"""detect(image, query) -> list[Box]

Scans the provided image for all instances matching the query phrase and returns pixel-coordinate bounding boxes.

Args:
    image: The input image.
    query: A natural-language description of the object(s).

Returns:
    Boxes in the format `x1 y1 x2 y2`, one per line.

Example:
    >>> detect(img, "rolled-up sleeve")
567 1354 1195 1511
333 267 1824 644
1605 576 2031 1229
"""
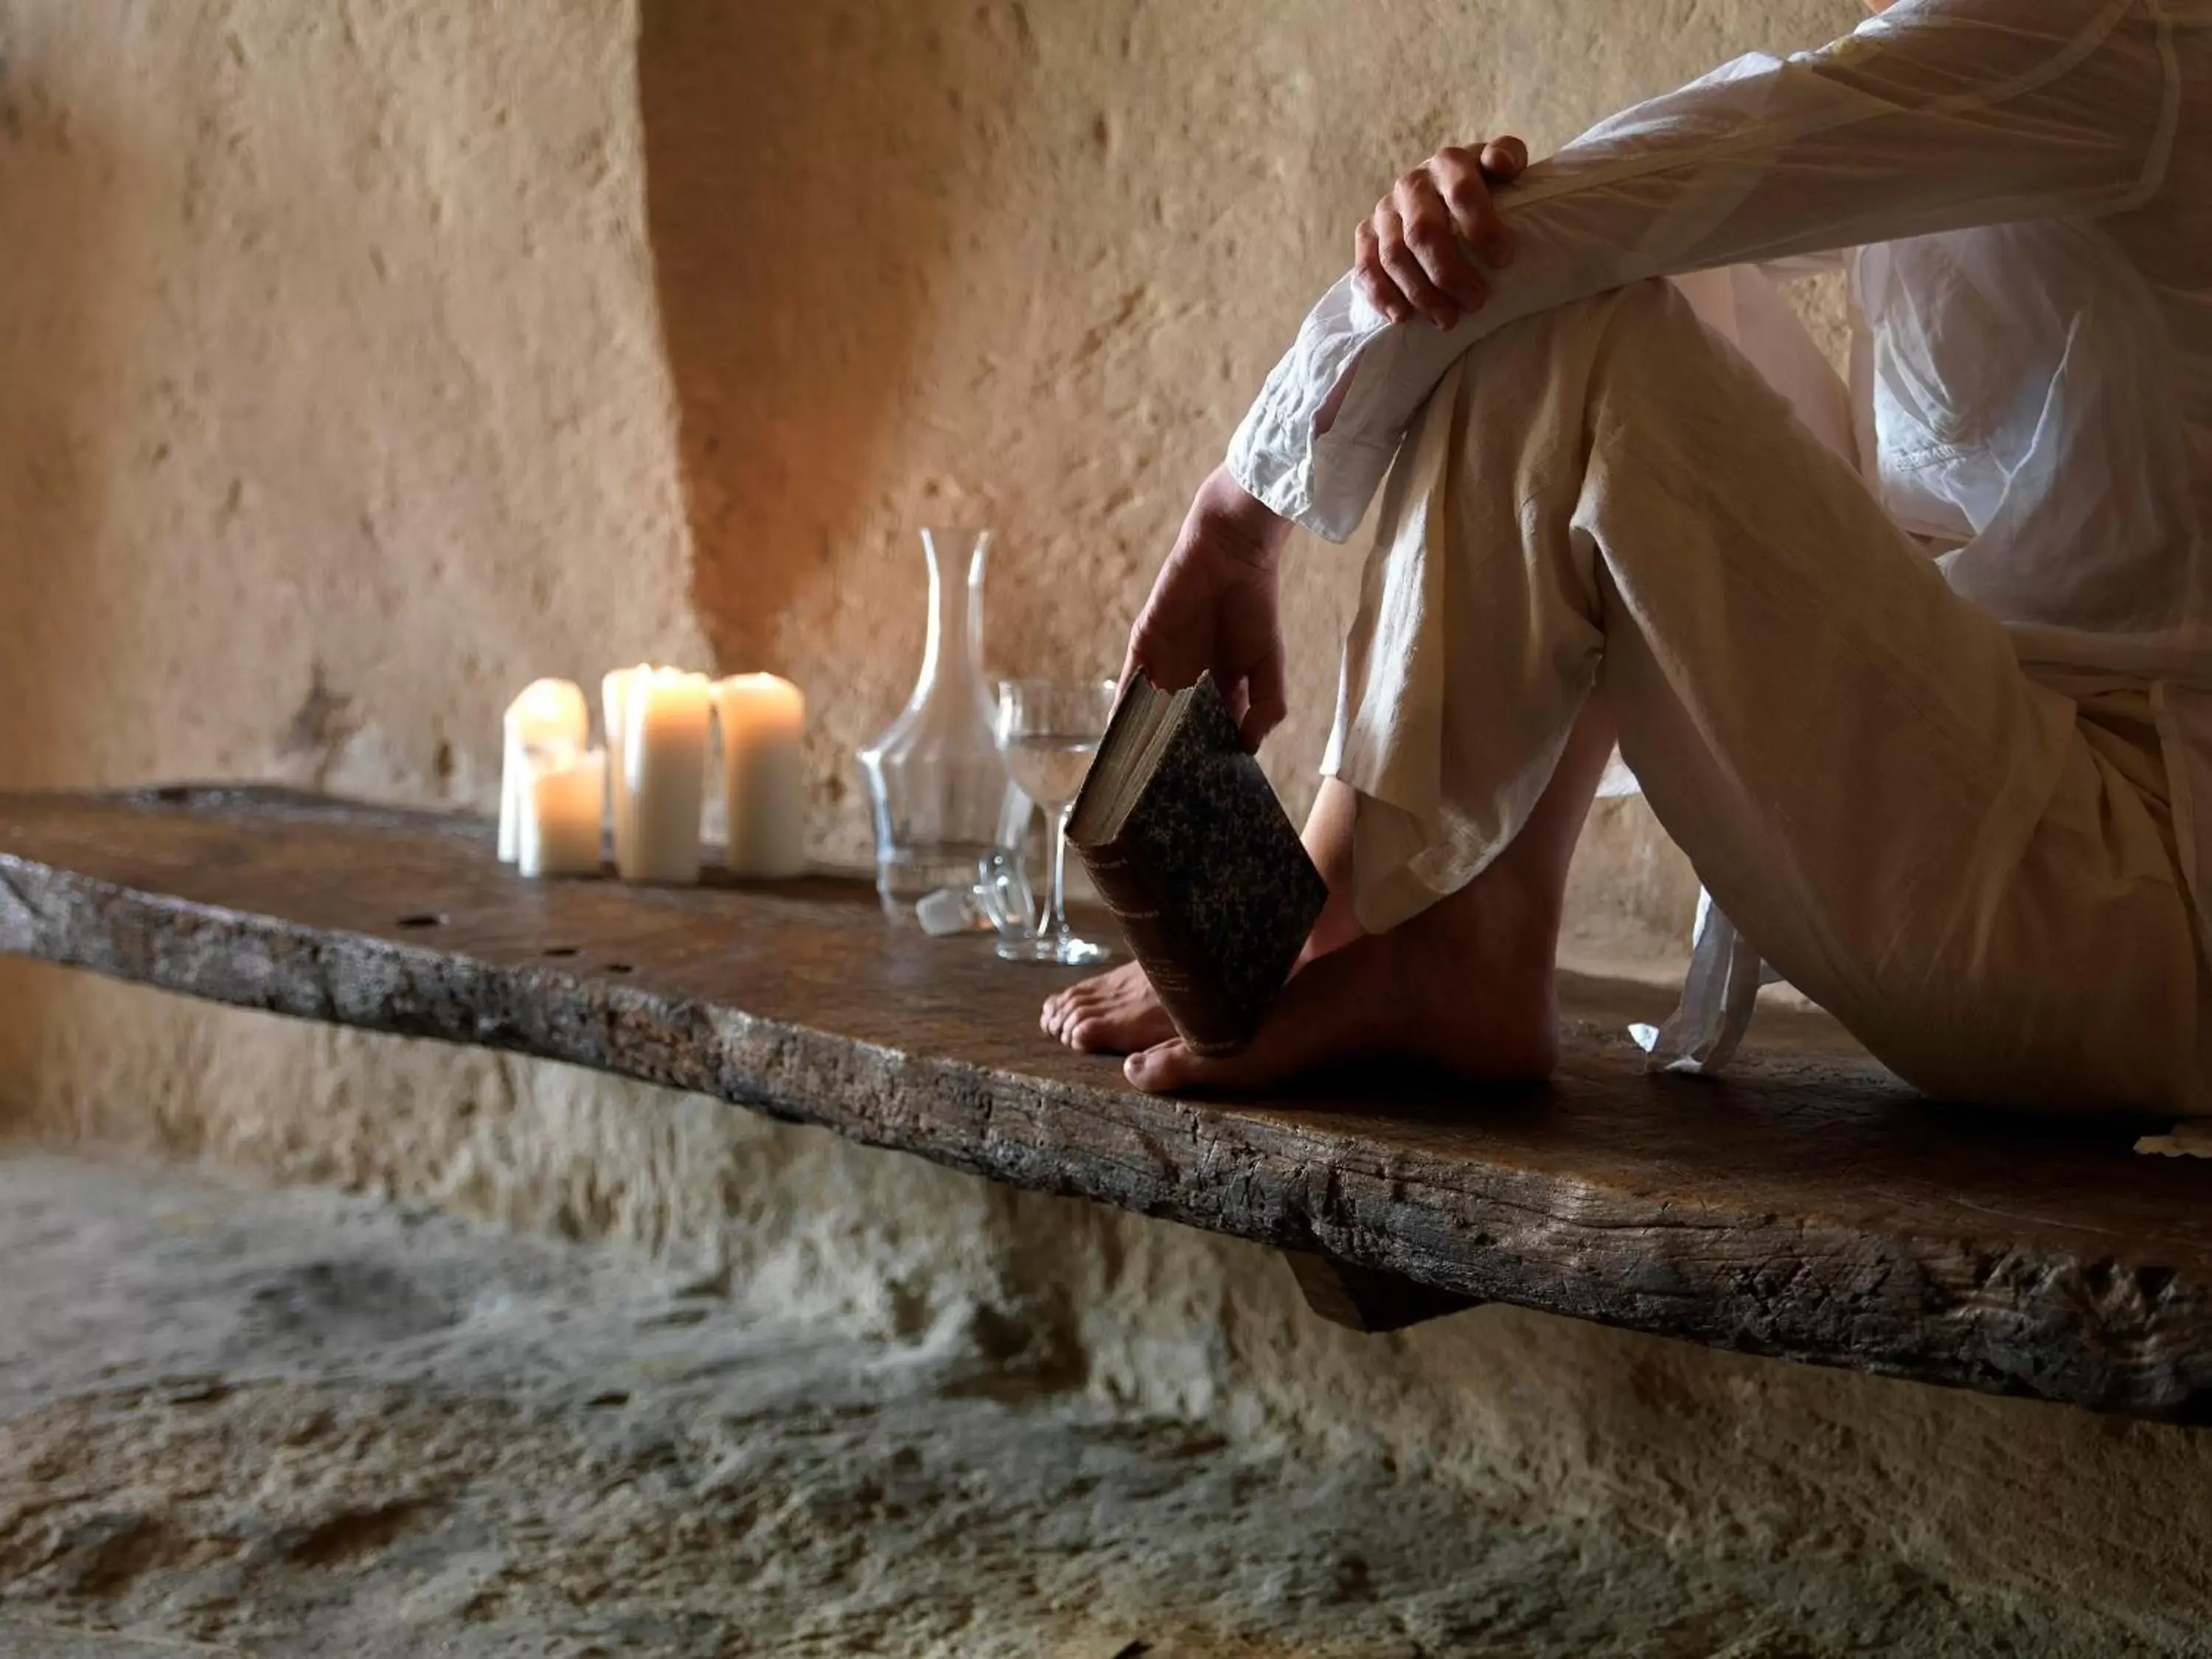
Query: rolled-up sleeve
1229 0 2182 543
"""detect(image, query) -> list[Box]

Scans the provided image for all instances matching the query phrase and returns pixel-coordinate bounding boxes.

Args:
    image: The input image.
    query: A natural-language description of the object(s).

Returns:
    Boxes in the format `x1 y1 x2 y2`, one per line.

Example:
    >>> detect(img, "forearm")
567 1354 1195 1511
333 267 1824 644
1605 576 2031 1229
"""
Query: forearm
1192 463 1294 568
1234 0 2180 540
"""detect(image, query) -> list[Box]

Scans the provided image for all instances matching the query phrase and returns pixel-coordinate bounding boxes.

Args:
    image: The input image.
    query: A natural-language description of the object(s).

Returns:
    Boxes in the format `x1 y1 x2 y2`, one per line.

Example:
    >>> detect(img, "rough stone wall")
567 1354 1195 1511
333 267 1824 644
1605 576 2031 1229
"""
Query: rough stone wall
0 0 709 1129
5 0 2208 1627
636 0 1781 939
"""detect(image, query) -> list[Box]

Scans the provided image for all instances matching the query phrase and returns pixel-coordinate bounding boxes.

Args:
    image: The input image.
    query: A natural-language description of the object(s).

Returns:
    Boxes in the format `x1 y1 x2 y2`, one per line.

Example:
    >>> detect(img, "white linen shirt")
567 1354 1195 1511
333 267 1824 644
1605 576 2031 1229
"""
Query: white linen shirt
1228 0 2212 926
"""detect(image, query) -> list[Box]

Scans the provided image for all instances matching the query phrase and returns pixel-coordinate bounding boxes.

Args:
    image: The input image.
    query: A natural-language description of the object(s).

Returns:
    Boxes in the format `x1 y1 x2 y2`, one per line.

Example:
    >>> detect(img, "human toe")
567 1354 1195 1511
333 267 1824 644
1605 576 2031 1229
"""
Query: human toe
1068 1010 1134 1054
1125 1040 1202 1092
1121 953 1374 1093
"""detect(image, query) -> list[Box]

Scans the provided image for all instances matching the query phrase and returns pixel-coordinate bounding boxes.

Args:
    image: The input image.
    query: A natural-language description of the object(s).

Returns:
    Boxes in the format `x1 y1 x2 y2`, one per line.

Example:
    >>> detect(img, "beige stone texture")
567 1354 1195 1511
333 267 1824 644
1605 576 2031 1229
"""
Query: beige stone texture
0 1153 2164 1655
2 0 2206 1632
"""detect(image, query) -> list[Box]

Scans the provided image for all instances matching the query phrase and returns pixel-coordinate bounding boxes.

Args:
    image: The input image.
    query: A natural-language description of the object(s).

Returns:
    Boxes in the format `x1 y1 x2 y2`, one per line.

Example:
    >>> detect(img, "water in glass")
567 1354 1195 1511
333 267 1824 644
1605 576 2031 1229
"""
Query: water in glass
994 678 1119 966
1004 734 1099 813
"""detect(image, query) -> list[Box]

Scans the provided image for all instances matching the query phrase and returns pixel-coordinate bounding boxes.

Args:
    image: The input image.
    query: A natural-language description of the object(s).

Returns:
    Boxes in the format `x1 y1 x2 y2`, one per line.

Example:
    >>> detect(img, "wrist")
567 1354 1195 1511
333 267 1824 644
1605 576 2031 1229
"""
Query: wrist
1195 463 1292 573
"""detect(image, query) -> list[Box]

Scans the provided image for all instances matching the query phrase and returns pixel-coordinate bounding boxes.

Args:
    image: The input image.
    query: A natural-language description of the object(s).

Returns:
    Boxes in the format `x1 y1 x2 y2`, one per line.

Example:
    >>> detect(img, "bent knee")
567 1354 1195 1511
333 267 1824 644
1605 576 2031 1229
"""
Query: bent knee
1477 276 1705 357
1437 278 1725 426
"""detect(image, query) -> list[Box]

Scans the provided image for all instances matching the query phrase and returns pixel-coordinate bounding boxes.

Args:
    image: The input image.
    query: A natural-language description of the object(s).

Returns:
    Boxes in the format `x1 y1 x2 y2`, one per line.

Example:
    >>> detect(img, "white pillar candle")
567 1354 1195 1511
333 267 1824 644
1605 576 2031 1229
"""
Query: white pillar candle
714 674 807 878
517 744 607 879
499 679 588 863
602 664 650 872
612 667 712 884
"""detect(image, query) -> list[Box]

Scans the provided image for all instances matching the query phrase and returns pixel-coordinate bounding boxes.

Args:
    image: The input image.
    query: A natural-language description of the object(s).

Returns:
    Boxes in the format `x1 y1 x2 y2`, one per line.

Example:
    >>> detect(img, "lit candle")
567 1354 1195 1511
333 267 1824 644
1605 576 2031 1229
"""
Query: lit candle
517 743 607 879
714 674 807 878
499 679 588 863
610 667 712 884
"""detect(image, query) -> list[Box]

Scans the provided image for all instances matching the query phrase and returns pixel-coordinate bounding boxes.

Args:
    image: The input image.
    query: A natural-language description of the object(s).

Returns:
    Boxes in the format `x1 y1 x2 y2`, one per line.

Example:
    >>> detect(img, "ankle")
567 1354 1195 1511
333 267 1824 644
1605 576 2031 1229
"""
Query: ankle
1419 856 1561 966
1301 893 1367 964
1356 909 1559 1080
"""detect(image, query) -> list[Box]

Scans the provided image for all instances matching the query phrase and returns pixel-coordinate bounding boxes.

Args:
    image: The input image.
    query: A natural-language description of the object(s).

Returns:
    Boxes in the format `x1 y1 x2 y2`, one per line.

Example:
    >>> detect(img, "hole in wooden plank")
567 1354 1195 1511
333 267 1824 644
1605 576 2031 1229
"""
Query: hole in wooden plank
605 963 634 975
154 785 191 804
543 946 580 959
396 913 447 930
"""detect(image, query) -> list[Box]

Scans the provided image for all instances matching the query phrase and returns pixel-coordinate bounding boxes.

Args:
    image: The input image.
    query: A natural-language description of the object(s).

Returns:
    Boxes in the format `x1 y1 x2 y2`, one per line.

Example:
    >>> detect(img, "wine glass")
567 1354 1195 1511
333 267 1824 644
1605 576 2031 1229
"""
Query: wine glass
994 677 1119 965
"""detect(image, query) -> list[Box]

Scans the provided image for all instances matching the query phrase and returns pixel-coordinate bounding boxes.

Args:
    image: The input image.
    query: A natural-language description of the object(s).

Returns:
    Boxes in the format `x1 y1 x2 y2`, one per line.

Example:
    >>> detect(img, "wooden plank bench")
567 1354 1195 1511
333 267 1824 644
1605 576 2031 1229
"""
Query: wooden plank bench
2 786 2208 1420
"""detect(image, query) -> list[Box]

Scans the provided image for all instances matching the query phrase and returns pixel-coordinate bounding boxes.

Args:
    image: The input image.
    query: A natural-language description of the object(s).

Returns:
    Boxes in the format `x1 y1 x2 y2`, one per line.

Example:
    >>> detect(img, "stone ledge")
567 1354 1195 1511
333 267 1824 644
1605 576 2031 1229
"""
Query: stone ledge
2 786 2208 1421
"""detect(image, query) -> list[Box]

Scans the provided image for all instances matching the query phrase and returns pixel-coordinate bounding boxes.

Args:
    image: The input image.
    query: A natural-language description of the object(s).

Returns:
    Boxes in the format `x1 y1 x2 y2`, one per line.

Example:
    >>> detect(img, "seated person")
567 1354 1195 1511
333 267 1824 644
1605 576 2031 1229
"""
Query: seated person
1044 0 2212 1115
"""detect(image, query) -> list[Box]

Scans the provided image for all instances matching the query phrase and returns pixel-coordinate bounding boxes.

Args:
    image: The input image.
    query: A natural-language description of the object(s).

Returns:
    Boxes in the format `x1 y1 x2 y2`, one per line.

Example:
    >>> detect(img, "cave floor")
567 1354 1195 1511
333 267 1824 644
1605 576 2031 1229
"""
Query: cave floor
0 1151 2131 1658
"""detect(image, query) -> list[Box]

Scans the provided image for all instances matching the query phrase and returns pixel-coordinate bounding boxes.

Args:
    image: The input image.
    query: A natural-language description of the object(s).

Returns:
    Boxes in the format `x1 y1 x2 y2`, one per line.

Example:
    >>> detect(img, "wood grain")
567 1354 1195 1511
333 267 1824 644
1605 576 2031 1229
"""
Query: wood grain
3 787 2208 1419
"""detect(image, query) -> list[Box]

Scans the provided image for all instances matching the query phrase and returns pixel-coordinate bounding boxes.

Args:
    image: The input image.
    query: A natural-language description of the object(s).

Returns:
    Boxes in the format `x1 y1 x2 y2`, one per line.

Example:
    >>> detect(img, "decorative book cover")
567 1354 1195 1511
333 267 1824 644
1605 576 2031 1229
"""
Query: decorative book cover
1068 673 1328 1056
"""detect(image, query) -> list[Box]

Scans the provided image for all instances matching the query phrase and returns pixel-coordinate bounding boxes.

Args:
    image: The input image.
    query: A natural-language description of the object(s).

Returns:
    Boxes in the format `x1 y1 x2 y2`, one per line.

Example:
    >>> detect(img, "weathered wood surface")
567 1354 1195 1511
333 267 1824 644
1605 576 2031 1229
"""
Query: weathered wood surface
4 787 2210 1420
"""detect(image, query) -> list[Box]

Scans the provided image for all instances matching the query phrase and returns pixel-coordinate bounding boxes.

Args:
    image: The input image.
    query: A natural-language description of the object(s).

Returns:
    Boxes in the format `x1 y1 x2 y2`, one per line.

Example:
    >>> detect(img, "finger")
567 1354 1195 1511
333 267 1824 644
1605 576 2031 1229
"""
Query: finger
1125 612 1200 693
1375 205 1459 332
1432 146 1512 271
1354 218 1412 323
1218 672 1252 734
1239 643 1287 754
1391 172 1488 314
1480 134 1528 181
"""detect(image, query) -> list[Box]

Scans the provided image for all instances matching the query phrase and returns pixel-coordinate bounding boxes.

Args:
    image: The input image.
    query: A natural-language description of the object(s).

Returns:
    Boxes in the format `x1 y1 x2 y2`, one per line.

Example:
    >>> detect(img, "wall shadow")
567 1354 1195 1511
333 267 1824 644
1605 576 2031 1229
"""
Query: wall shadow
636 0 1029 675
0 40 127 1121
0 46 117 790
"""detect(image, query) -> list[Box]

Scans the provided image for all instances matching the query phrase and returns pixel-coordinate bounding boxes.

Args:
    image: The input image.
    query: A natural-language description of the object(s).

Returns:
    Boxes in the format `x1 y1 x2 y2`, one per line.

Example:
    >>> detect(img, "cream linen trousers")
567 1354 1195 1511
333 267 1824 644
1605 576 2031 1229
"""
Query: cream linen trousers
1324 277 2211 1117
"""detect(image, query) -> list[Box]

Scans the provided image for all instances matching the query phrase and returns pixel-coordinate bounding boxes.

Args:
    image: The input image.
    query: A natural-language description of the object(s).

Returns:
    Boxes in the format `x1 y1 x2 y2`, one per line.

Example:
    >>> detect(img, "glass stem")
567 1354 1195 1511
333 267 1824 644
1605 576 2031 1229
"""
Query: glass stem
1048 804 1073 941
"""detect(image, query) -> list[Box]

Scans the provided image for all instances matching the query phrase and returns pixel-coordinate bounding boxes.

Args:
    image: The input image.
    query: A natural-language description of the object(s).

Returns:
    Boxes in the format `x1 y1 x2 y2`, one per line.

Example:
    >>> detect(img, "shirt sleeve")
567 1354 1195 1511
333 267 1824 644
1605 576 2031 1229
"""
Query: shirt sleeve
1230 0 2183 542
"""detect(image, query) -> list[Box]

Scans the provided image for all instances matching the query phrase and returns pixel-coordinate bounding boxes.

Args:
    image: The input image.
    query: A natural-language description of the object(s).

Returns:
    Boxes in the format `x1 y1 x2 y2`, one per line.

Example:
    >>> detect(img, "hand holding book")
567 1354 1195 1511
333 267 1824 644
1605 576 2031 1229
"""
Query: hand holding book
1120 465 1295 756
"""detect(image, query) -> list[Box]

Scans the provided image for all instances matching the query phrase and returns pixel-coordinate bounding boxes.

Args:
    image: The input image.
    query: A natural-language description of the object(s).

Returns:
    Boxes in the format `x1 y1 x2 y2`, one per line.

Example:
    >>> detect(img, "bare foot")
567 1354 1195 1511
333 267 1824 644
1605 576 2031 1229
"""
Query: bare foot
1041 960 1176 1054
1121 860 1560 1095
1102 689 1615 1096
1043 777 1370 1057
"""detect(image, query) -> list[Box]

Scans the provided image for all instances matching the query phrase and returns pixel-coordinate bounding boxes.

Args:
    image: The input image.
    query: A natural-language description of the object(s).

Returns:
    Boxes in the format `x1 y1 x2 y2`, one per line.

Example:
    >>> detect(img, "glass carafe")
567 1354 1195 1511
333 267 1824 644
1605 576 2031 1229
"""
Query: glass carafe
858 528 1029 929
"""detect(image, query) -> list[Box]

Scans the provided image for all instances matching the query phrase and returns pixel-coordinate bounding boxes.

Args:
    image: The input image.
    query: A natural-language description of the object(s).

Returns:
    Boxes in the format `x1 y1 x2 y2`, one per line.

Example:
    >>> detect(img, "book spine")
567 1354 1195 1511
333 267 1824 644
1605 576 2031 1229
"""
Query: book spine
1074 837 1242 1054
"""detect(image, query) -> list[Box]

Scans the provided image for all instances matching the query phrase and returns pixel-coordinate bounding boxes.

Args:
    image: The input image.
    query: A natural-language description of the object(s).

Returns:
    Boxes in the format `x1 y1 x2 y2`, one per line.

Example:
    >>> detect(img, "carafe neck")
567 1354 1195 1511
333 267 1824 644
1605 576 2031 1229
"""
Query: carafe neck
917 528 992 720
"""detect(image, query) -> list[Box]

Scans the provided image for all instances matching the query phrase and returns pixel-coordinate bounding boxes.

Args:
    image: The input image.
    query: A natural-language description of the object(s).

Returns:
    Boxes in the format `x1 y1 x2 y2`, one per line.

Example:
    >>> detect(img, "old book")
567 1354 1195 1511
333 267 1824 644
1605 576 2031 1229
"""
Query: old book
1067 672 1328 1056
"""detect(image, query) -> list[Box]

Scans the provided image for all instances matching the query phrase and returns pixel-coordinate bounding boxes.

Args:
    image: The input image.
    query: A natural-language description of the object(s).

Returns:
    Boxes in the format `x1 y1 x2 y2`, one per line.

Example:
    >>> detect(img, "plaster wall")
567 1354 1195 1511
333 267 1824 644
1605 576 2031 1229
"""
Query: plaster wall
3 0 2206 1630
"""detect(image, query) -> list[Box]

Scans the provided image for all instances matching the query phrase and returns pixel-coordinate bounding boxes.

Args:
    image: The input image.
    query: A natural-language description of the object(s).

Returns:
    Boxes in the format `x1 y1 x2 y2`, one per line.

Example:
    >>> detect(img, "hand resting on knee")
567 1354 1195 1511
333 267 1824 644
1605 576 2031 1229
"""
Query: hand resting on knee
1356 136 1528 330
